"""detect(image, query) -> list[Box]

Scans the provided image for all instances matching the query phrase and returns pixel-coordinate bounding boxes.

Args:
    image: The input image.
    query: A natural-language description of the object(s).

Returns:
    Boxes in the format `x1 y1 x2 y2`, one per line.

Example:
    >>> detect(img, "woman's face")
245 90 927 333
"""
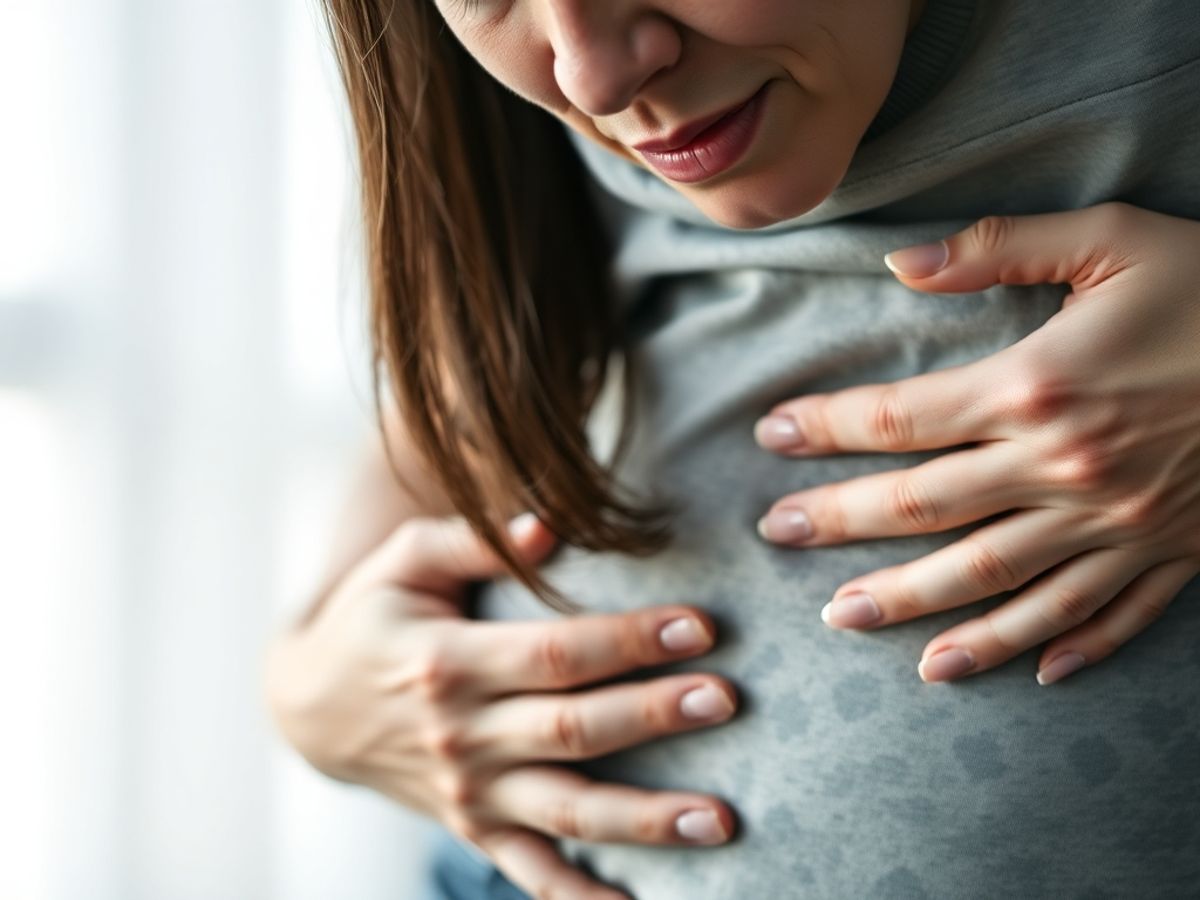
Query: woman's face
436 0 927 229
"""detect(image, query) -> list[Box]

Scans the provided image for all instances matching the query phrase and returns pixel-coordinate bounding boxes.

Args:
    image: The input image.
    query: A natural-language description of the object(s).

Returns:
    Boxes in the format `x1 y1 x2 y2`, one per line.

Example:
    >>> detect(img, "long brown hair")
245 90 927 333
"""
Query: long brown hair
320 0 670 608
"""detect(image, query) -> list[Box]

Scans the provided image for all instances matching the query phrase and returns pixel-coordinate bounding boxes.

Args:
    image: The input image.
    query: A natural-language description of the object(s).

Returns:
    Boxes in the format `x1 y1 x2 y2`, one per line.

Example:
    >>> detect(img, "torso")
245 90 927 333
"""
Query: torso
478 1 1200 895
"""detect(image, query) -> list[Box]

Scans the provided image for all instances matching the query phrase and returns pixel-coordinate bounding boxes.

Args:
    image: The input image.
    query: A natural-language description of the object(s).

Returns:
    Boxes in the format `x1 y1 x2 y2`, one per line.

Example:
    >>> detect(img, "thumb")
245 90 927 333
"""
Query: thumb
364 512 558 594
882 202 1138 297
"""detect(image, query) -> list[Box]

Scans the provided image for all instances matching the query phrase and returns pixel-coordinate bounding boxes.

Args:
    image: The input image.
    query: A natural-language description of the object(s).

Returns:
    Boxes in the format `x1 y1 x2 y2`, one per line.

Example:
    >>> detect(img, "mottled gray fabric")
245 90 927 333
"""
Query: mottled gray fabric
475 1 1200 896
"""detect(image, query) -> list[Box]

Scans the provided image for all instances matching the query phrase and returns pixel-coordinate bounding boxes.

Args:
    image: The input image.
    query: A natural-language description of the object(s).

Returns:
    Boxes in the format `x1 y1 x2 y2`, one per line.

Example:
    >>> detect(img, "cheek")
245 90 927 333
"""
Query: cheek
659 0 807 45
460 19 565 114
668 0 908 96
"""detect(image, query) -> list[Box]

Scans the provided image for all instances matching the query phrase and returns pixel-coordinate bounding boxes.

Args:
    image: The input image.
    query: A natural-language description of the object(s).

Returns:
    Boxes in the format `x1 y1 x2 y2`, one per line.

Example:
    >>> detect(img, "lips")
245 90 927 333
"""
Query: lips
631 83 770 184
631 97 751 154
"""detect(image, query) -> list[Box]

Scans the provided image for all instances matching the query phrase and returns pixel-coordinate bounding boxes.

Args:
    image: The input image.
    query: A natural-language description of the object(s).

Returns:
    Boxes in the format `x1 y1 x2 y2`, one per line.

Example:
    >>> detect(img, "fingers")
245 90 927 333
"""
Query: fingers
487 766 735 847
1035 556 1200 685
758 442 1032 546
917 546 1150 682
821 507 1095 629
359 513 557 596
460 605 718 695
882 203 1145 294
470 674 737 766
753 360 1002 456
478 827 631 900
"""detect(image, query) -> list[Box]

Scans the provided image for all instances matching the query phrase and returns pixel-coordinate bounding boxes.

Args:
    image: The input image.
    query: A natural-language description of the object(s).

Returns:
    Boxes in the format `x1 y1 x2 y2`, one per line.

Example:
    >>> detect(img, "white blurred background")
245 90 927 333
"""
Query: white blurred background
0 1 437 897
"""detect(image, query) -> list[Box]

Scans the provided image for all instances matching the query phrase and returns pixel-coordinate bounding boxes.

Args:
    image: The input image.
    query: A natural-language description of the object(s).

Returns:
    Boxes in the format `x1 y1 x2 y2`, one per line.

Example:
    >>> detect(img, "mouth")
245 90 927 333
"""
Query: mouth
632 92 755 154
630 83 770 184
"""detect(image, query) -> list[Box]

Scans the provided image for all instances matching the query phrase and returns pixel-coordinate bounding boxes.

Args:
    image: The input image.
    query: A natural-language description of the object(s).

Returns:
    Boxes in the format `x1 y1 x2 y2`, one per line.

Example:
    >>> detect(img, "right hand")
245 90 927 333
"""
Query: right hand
265 513 738 900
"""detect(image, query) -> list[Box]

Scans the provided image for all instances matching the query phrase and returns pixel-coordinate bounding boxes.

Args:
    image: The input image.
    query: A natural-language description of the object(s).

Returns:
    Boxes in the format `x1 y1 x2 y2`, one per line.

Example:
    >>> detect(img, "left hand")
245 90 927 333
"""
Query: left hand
754 202 1200 686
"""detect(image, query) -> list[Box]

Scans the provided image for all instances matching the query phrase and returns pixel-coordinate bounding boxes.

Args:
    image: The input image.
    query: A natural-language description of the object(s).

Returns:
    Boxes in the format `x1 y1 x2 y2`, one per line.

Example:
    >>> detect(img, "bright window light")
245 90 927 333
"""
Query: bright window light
0 4 63 298
0 388 65 900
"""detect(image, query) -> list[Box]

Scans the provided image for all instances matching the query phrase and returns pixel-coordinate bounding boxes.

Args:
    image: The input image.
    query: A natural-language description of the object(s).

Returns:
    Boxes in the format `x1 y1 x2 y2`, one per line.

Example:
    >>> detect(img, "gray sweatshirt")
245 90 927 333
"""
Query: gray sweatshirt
477 1 1200 896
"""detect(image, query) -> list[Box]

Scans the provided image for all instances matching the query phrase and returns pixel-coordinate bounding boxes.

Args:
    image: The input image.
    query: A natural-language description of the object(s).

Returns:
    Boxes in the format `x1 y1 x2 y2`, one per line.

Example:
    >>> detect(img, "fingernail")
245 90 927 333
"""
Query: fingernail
757 507 813 544
918 646 975 682
884 240 949 278
821 592 882 629
1036 651 1086 686
680 685 735 721
507 512 539 538
754 414 804 451
675 809 727 844
660 618 711 653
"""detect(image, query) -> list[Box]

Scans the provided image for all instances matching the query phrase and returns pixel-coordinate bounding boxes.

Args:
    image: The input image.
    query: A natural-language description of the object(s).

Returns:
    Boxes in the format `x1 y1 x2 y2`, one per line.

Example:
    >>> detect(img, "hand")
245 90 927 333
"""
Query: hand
754 202 1200 686
265 513 737 900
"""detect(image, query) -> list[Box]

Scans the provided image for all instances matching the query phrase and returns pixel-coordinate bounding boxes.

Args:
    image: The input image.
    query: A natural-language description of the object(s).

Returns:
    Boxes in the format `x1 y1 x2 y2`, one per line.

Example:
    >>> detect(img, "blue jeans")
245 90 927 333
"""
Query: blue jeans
421 833 531 900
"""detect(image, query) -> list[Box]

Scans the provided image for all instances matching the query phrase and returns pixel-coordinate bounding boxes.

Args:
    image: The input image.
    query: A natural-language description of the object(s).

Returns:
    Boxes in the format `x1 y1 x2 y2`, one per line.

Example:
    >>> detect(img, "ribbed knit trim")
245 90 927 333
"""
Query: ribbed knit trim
862 0 982 141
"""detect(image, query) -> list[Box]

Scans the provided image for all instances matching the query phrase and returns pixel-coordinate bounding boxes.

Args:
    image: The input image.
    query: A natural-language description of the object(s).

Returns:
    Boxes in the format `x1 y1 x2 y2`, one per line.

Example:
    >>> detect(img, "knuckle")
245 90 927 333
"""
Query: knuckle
437 770 479 813
968 214 1017 255
809 395 840 449
982 610 1023 654
1041 585 1102 629
819 486 851 543
531 632 577 686
1004 374 1074 427
548 703 591 758
870 385 915 450
409 647 461 704
887 573 925 621
424 721 470 763
1135 593 1171 628
885 477 940 531
960 539 1024 595
1052 442 1117 493
545 797 584 840
621 613 660 667
639 689 676 735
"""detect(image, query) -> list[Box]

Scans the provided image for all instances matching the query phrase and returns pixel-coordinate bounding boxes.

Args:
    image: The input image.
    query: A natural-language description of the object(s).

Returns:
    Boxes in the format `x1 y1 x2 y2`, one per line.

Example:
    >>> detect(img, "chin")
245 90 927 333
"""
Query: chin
700 200 791 231
690 169 844 231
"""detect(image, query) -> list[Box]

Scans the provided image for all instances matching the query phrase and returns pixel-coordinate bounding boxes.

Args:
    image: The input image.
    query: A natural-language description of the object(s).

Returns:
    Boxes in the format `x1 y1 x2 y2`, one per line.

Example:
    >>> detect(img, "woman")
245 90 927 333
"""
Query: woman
266 0 1200 897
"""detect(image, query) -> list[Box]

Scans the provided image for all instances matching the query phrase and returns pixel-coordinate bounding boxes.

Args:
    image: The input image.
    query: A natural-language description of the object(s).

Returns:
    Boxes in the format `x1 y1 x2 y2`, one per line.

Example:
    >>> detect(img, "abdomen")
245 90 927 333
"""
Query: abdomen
477 273 1200 898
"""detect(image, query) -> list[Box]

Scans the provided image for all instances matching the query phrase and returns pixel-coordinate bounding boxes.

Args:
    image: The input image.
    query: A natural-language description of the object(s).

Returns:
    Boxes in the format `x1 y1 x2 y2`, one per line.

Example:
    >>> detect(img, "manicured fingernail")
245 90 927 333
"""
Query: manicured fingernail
884 240 949 278
675 809 727 844
754 414 804 451
660 618 711 653
918 647 975 682
507 512 539 538
680 685 735 721
1036 651 1086 686
757 507 813 544
821 592 882 629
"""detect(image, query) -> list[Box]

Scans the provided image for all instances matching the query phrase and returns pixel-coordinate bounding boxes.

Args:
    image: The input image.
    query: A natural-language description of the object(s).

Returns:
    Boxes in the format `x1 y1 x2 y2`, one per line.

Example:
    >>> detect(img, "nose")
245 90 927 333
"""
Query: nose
546 0 681 116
